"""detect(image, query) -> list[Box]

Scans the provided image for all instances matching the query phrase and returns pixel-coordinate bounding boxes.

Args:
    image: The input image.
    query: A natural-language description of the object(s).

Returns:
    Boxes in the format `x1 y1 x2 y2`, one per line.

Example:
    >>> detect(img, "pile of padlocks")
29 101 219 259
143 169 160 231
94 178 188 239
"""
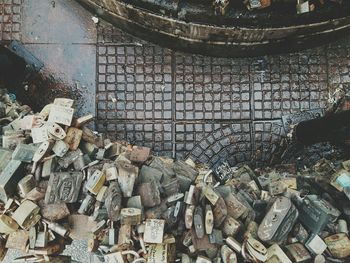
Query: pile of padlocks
0 91 350 263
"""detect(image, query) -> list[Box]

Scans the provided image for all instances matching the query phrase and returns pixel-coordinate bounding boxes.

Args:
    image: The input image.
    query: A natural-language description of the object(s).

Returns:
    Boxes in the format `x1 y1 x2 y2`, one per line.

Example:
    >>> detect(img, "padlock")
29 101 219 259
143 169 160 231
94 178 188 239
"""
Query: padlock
0 148 13 173
32 140 53 173
161 178 180 196
185 205 195 229
296 0 310 14
39 201 70 221
105 142 126 159
209 229 223 245
205 204 214 235
6 229 29 251
35 222 49 248
330 169 350 192
72 114 94 128
29 242 63 256
12 200 41 229
138 181 161 208
45 172 84 204
26 186 47 202
42 219 69 237
0 159 24 202
221 245 237 263
292 223 309 244
96 186 108 202
28 226 36 249
81 127 99 144
116 160 138 197
184 185 200 205
212 161 234 183
305 234 327 255
224 193 248 220
194 206 204 239
285 243 312 263
73 154 85 171
68 214 98 240
144 219 165 244
53 98 74 108
95 148 105 160
108 222 117 246
12 143 37 163
222 216 240 237
324 233 350 258
166 193 184 206
78 194 96 215
86 169 106 195
147 244 168 263
298 195 340 234
246 237 267 262
120 208 142 225
104 165 118 181
225 237 242 253
129 145 151 163
213 196 227 227
17 174 36 198
258 196 298 244
269 180 286 196
42 157 57 178
57 149 82 168
31 126 49 143
244 221 258 239
266 244 292 263
0 214 19 234
337 219 348 234
91 219 106 235
64 127 82 151
105 181 122 221
203 186 219 206
52 140 69 158
47 104 74 126
118 223 132 245
46 123 66 140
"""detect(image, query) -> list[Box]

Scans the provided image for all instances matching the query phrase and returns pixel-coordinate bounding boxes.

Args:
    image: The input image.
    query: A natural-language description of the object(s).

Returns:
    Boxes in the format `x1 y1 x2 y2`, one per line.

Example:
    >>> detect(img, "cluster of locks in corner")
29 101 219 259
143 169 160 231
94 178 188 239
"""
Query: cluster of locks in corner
0 89 350 263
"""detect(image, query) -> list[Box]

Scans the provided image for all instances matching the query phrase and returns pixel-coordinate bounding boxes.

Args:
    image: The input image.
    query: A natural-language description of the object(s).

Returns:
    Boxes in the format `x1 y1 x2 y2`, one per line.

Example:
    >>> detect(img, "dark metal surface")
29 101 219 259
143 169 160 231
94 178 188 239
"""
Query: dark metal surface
76 0 350 57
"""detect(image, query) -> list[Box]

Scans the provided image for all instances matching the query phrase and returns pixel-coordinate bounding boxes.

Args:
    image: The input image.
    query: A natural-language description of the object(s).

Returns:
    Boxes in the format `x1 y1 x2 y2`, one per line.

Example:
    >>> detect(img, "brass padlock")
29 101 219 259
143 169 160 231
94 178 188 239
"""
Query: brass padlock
86 170 106 195
45 172 84 204
324 233 350 258
120 208 142 225
0 214 19 234
64 127 82 151
12 200 41 230
6 229 29 251
17 174 36 198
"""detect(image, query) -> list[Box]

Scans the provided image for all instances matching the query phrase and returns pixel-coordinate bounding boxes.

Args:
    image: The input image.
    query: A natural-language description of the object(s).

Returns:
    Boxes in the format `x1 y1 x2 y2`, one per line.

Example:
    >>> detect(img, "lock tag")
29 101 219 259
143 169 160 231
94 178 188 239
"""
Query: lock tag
48 105 74 126
144 219 165 244
45 172 83 204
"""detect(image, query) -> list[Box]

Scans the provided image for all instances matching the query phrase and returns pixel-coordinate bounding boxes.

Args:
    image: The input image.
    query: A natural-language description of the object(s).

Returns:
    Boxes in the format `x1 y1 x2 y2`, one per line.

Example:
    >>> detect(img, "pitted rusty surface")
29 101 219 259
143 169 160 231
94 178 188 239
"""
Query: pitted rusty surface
96 25 350 166
0 0 22 42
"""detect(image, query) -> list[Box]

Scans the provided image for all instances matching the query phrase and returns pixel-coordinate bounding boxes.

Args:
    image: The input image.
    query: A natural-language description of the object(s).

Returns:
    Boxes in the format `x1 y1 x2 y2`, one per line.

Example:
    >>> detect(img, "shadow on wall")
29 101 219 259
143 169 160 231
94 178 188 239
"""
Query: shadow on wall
0 41 82 112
